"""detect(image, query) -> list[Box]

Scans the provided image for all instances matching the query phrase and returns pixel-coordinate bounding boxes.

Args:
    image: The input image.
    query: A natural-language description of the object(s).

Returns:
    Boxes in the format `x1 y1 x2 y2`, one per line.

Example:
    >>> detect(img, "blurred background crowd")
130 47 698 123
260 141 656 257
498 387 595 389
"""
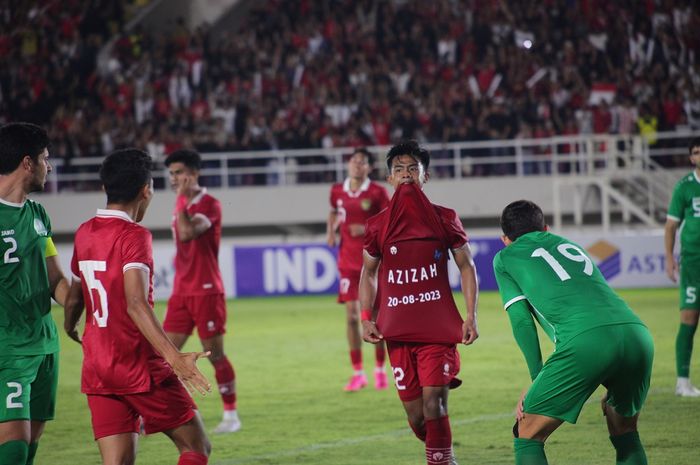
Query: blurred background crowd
0 0 698 179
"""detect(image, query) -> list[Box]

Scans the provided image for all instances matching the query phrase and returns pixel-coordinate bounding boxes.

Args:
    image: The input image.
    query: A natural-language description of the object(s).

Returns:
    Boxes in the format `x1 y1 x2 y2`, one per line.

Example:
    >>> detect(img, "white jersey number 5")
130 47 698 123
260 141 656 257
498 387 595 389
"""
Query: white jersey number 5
79 260 110 327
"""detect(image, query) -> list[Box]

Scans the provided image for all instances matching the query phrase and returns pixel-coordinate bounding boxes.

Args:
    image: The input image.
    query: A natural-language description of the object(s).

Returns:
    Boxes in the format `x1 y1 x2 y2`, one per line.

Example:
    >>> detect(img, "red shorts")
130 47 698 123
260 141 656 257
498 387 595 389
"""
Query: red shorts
164 293 227 339
86 373 197 440
386 341 460 402
337 269 360 303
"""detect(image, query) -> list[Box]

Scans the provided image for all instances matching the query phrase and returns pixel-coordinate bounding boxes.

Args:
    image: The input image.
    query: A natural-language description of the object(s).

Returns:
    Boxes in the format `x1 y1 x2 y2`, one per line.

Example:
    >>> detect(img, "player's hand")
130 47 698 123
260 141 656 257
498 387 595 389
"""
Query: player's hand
515 388 528 421
362 320 383 344
176 174 195 197
64 324 82 344
348 223 365 238
170 351 212 396
665 255 678 282
462 318 479 345
326 232 336 247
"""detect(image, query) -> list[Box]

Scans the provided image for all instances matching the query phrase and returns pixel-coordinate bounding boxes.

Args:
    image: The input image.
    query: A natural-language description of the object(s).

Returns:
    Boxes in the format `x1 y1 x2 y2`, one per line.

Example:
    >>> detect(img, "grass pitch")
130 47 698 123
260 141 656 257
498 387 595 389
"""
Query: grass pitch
39 288 699 464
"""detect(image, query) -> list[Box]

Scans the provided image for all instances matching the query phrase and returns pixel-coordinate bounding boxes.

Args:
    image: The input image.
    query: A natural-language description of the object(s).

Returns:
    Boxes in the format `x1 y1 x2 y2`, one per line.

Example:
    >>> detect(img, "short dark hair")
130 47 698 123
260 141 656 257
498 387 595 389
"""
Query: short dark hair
351 147 375 166
689 137 700 155
386 140 430 170
500 200 546 241
100 149 152 204
165 149 201 170
0 122 49 174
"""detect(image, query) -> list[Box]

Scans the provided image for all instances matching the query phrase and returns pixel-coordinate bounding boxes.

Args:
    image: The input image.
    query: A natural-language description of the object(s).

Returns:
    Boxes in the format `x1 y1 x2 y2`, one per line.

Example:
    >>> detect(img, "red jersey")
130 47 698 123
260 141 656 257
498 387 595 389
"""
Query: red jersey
364 183 467 344
172 188 224 295
71 209 172 395
330 178 389 272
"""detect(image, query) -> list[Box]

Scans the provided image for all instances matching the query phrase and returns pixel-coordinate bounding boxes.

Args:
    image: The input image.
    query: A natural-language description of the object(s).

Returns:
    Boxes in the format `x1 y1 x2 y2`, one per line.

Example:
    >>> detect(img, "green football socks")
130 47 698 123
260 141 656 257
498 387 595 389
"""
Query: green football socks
514 438 547 465
26 442 38 465
0 440 28 465
676 323 697 377
610 431 647 465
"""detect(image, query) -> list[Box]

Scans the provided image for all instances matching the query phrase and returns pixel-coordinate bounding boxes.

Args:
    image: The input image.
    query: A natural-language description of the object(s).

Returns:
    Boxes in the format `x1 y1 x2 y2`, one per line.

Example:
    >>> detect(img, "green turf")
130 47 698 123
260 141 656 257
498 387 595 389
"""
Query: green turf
37 288 699 464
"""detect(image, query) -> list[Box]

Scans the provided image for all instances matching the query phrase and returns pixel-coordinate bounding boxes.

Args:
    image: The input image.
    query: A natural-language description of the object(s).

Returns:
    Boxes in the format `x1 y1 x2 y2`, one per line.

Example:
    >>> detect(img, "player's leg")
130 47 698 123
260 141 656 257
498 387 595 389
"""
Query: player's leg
87 394 140 465
603 324 653 465
96 433 138 465
514 413 562 465
675 263 700 396
374 341 388 390
344 299 367 391
0 355 46 465
163 412 211 465
676 308 700 396
26 353 58 464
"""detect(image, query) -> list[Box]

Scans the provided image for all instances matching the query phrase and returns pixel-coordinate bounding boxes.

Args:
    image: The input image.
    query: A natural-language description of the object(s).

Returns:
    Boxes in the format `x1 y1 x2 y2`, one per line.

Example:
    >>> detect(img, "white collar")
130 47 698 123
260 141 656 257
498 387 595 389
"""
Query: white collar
342 178 370 198
0 196 25 208
96 209 134 222
190 187 207 205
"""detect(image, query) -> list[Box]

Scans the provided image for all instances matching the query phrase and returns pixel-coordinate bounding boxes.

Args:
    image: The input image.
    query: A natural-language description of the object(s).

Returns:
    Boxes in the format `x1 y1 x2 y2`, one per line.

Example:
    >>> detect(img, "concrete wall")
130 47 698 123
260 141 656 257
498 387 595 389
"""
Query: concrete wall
37 175 579 235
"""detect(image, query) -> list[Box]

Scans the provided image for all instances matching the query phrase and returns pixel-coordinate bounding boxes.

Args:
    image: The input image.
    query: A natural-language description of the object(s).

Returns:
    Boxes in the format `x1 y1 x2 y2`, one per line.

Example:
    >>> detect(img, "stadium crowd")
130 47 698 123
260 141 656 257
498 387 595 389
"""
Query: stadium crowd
0 0 699 183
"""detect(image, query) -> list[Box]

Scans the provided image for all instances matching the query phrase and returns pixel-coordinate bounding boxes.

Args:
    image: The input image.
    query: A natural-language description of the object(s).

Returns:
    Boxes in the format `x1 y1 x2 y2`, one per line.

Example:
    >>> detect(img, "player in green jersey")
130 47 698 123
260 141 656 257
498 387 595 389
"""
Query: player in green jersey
493 200 654 465
664 137 700 397
0 123 69 465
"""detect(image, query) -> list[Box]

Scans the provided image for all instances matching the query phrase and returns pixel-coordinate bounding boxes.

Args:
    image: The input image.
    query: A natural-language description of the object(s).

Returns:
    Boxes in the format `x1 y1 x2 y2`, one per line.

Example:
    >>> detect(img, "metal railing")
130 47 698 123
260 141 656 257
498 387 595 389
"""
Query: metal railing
44 131 699 196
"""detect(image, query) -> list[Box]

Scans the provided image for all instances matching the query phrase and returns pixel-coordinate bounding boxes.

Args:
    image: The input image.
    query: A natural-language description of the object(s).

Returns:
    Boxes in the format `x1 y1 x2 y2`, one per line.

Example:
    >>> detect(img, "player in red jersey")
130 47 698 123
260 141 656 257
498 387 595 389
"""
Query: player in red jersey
327 148 391 391
164 150 240 434
63 149 212 465
360 141 479 465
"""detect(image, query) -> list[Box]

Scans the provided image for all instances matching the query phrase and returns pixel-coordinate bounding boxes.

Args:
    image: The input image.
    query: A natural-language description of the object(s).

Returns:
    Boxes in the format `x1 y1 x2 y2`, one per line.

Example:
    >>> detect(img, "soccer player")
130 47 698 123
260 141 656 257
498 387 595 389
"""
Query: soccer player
164 149 240 433
494 200 654 465
0 122 69 465
63 149 212 465
665 137 700 397
327 148 391 391
359 141 479 465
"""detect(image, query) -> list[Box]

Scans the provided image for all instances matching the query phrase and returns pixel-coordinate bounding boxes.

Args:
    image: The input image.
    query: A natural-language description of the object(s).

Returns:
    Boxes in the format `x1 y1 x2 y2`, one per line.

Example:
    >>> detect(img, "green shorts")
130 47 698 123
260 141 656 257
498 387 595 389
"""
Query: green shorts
0 353 58 423
679 255 700 311
523 324 653 424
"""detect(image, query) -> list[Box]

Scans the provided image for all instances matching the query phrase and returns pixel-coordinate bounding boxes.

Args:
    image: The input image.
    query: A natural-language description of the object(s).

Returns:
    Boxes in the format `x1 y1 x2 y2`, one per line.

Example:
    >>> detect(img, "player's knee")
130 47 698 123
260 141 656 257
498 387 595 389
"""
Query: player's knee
516 417 556 442
603 404 638 436
422 397 443 419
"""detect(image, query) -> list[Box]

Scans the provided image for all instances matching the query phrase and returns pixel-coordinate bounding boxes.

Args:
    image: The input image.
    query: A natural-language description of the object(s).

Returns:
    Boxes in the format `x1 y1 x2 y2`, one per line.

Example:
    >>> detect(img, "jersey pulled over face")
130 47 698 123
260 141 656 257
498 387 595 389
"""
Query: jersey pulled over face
172 188 224 295
667 170 700 257
71 209 171 394
330 179 389 272
493 231 643 347
365 182 466 343
0 198 58 356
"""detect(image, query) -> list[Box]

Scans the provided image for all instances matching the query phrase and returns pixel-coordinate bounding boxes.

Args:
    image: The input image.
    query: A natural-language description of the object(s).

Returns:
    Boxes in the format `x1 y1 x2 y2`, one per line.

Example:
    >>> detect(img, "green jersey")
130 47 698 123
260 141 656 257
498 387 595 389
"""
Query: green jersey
667 171 700 257
493 231 643 347
0 198 58 356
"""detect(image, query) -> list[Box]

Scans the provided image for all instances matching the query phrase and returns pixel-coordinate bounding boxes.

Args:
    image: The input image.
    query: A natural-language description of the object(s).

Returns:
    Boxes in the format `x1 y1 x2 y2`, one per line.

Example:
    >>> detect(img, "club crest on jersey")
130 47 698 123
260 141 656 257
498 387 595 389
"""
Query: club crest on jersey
360 199 372 211
33 218 48 236
443 363 450 376
387 264 437 285
433 249 443 261
390 245 398 255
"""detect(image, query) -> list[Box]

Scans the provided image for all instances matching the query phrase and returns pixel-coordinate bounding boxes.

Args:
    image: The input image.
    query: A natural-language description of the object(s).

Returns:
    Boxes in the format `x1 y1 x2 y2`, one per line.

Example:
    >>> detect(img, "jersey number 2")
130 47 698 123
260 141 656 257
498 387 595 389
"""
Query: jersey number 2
79 260 110 327
2 237 19 264
531 244 593 281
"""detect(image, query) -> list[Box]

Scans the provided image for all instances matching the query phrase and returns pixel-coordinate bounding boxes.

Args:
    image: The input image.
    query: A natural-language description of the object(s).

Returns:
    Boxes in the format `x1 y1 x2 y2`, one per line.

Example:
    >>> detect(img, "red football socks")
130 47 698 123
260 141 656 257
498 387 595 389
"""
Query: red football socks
213 357 236 408
178 451 208 465
375 343 386 367
425 416 452 465
350 349 363 371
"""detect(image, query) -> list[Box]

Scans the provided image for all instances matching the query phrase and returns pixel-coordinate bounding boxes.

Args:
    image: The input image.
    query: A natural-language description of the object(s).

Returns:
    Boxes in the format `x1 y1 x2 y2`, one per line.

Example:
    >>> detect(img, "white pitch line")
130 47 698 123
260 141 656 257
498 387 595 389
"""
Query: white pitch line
211 412 513 465
212 387 673 465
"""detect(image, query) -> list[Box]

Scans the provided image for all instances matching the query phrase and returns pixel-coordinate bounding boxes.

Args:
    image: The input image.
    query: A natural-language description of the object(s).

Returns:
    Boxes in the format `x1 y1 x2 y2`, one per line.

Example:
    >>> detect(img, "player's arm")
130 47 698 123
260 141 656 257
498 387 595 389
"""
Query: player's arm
664 217 680 282
506 299 543 381
326 210 338 246
452 243 479 345
63 279 85 344
174 207 211 242
123 267 212 395
359 250 383 343
45 238 69 306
